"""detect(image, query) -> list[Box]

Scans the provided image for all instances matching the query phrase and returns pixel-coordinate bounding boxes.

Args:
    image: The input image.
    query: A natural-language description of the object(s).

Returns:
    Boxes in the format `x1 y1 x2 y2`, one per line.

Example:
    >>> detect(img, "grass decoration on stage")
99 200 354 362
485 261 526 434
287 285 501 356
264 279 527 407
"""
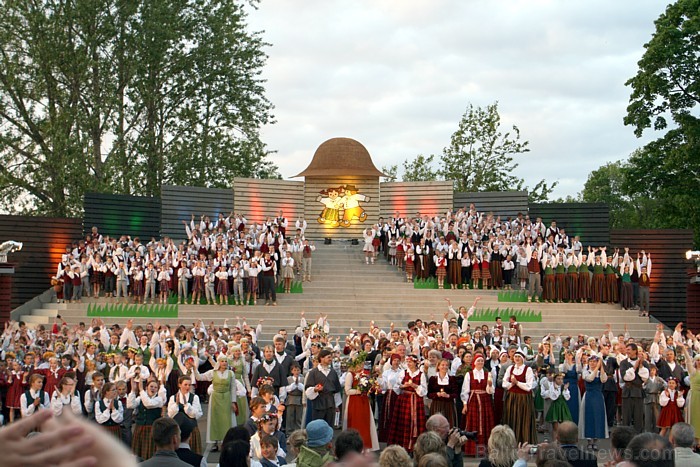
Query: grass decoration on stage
276 281 304 293
497 290 528 302
87 302 178 318
470 307 542 322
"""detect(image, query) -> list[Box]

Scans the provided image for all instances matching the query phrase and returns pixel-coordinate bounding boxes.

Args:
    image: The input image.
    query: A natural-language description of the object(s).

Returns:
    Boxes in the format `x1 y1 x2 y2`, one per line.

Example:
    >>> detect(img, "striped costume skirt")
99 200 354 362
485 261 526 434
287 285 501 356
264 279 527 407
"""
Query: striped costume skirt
591 273 605 302
555 273 568 301
543 274 556 300
430 398 457 428
193 275 204 293
436 266 447 279
101 423 122 440
578 272 591 300
217 278 229 296
248 276 258 295
606 274 619 302
463 391 495 456
471 264 481 280
447 260 461 285
386 391 426 453
159 279 170 293
489 261 502 288
567 272 578 301
132 424 156 460
132 280 144 297
480 262 491 280
190 426 203 454
396 250 405 263
405 262 414 275
503 391 537 444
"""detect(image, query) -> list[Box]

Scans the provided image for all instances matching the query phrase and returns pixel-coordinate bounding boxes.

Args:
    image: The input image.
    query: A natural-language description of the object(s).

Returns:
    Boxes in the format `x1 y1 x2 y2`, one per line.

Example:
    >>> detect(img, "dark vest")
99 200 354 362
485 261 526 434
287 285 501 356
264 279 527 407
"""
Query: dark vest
98 399 119 426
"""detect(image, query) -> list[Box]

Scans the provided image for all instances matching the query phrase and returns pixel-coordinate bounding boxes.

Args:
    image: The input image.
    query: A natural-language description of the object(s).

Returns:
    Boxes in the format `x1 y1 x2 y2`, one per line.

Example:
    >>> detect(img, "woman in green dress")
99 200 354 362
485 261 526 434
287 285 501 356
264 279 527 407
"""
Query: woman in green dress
195 354 245 451
228 343 251 426
682 346 700 445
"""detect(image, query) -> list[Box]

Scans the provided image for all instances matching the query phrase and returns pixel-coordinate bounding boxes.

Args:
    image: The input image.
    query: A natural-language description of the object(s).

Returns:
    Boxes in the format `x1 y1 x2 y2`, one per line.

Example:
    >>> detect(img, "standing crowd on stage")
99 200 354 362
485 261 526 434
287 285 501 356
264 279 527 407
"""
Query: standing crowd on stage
361 205 653 316
1 299 699 466
51 212 316 307
0 203 690 467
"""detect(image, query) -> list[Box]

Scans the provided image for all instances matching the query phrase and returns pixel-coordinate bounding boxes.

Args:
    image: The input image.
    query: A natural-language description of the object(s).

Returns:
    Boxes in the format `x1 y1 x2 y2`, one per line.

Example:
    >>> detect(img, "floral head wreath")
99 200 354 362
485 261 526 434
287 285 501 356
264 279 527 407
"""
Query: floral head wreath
405 355 419 364
257 411 279 424
348 351 368 369
256 376 275 388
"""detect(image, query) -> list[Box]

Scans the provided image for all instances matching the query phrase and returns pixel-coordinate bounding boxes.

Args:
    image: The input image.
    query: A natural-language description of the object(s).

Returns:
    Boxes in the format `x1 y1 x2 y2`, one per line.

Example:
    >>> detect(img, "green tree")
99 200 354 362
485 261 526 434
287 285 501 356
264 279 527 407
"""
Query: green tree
440 102 556 202
380 164 398 182
402 154 438 182
623 0 700 246
580 159 655 229
0 0 276 217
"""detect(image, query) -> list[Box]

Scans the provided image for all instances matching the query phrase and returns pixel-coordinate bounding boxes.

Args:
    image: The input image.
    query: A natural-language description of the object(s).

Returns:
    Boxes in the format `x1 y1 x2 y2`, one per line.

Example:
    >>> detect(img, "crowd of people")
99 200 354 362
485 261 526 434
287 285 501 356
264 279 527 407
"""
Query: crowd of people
51 212 317 307
1 294 700 466
361 206 653 316
0 204 687 467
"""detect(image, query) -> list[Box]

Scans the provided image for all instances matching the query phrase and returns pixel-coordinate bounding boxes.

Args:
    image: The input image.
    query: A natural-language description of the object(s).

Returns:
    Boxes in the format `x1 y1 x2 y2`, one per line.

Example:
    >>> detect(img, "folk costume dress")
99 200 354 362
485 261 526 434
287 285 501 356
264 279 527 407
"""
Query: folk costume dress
386 368 427 453
658 388 685 428
167 390 204 454
687 371 700 435
343 369 379 451
6 370 26 409
591 260 606 303
95 398 124 439
379 366 403 442
128 386 167 460
461 368 495 456
229 357 251 426
428 373 459 427
196 366 246 443
544 384 572 423
578 365 608 440
561 362 581 425
502 363 537 444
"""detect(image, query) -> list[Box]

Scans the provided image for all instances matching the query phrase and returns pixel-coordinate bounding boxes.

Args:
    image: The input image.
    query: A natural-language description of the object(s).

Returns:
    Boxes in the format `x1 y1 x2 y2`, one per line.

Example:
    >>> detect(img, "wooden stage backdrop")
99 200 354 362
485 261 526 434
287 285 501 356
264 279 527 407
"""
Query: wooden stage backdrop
83 193 161 240
454 191 529 219
530 202 610 247
0 216 82 315
380 181 453 219
610 229 694 327
160 185 233 241
233 178 304 232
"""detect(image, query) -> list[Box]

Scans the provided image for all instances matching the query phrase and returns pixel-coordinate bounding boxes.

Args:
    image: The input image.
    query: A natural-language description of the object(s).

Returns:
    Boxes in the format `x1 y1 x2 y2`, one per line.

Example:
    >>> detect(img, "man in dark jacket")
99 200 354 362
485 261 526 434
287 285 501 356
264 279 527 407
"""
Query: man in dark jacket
557 421 597 467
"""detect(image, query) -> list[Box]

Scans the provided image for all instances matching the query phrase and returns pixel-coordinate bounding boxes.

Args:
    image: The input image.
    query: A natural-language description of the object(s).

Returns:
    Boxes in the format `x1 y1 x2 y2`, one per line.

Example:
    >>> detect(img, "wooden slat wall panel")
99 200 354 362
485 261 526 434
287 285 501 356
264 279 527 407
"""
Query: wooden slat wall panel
687 282 700 331
83 193 161 240
453 191 529 219
160 185 234 240
303 177 380 240
233 178 305 229
380 181 453 219
610 229 694 327
0 216 82 311
529 203 610 246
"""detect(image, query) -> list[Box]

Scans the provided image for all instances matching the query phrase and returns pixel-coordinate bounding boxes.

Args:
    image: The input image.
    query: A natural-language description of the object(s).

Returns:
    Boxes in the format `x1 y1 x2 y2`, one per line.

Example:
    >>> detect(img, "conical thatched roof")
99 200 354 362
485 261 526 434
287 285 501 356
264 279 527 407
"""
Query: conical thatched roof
294 137 386 178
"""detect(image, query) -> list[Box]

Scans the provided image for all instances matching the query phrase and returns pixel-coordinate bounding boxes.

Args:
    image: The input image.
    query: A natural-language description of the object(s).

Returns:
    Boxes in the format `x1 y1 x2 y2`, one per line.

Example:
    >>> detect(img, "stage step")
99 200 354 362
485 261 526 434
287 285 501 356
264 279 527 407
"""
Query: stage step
18 243 662 341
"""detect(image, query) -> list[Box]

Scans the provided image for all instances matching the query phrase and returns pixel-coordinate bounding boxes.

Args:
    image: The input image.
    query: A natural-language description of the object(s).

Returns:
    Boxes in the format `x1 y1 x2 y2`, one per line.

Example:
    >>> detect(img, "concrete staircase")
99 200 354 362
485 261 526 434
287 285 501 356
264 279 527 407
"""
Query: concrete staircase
20 242 660 341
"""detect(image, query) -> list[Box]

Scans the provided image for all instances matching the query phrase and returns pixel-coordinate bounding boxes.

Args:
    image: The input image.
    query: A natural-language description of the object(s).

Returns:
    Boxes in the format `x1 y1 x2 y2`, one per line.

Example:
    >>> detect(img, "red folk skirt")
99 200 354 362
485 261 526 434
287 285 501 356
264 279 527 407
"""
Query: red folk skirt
346 394 373 449
567 272 579 301
378 390 396 442
386 390 426 453
657 402 684 428
463 391 495 456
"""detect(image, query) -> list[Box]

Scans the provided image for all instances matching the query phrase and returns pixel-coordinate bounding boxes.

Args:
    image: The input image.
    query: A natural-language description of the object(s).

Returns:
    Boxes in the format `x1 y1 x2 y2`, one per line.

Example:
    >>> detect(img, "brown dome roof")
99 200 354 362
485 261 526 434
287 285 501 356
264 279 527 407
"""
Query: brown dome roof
294 137 387 178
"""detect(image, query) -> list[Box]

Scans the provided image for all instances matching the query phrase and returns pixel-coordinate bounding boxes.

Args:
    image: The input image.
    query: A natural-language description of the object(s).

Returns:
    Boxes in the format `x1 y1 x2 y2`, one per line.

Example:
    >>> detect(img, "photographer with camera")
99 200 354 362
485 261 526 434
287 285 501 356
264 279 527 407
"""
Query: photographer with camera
426 414 476 467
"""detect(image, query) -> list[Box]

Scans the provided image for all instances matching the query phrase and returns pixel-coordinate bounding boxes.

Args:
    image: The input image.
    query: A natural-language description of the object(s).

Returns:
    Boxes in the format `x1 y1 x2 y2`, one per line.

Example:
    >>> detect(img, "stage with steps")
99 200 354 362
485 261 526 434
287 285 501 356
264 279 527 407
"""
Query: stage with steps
21 242 661 341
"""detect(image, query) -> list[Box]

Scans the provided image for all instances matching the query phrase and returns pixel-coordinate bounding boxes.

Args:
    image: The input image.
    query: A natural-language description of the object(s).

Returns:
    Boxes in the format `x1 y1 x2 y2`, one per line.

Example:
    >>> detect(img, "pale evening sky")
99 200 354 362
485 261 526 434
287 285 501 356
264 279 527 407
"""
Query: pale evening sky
246 0 665 199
